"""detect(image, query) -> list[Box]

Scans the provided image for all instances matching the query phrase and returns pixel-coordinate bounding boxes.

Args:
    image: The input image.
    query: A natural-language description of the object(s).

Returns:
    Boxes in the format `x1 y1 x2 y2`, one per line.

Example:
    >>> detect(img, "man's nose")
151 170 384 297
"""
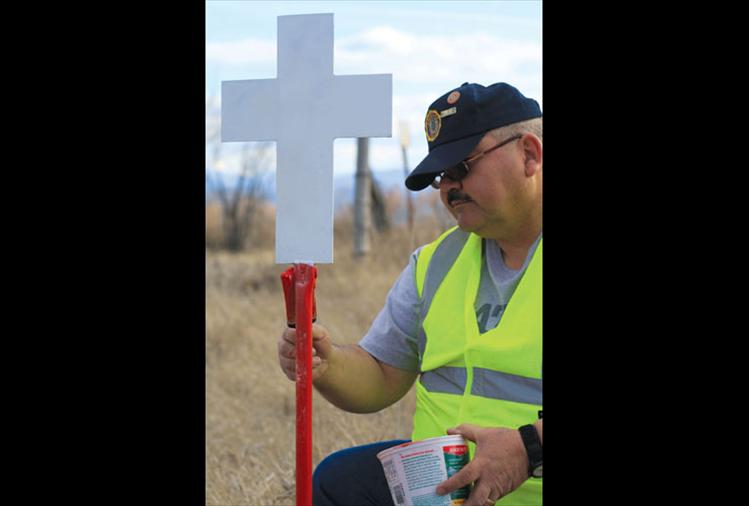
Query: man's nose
439 176 462 191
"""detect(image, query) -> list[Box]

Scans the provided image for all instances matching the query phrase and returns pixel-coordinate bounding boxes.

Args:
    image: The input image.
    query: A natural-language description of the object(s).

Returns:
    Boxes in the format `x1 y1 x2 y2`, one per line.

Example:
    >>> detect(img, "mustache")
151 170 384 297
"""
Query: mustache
447 189 472 205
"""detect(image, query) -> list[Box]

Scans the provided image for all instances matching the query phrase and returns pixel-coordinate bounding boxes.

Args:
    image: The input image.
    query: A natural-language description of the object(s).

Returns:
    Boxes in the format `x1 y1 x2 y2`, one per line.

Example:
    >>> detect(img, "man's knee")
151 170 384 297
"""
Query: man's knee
312 440 408 506
313 449 354 504
312 451 337 495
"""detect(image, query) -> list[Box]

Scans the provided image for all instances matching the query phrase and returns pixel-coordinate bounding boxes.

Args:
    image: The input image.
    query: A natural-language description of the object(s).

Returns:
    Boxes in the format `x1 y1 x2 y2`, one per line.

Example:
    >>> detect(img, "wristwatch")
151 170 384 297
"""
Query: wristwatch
518 424 543 478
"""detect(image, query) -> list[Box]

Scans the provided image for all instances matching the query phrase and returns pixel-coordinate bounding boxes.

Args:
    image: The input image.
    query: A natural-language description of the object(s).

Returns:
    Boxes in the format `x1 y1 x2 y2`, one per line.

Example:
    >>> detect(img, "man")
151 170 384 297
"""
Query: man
278 82 543 505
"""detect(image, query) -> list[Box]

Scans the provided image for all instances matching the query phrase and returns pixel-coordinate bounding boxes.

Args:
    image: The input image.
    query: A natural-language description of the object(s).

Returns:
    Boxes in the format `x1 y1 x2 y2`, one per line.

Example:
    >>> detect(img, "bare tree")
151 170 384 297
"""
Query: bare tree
207 144 272 252
206 95 272 252
353 137 392 258
353 137 372 257
370 173 390 233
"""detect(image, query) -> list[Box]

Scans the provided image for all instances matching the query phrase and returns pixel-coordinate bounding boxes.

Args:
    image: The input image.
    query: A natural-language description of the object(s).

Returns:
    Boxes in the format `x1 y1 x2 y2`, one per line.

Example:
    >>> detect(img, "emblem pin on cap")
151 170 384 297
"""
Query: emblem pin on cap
425 110 441 141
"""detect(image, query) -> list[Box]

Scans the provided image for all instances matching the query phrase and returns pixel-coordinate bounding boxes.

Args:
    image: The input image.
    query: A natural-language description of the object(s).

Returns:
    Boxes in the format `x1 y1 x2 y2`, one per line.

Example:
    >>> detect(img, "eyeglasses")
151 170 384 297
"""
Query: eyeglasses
431 134 523 189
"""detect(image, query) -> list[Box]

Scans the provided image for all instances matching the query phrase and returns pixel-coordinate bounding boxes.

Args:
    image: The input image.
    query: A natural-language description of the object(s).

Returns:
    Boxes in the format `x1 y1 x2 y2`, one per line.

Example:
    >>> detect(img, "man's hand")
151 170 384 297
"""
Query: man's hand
436 423 529 505
277 323 333 382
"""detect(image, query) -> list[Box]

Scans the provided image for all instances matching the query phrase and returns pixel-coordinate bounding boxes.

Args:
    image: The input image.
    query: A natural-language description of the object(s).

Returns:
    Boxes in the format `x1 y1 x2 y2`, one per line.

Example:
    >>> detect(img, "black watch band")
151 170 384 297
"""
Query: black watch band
518 424 543 478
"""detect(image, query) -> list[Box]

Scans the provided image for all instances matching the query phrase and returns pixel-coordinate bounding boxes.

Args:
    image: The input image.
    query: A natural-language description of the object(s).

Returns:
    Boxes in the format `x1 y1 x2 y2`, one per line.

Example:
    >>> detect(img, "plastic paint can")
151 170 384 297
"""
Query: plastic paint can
377 435 471 506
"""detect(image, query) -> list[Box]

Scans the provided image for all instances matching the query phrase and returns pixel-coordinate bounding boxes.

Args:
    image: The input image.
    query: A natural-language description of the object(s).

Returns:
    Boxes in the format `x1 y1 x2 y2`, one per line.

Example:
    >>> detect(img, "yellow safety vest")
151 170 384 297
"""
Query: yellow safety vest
412 227 542 505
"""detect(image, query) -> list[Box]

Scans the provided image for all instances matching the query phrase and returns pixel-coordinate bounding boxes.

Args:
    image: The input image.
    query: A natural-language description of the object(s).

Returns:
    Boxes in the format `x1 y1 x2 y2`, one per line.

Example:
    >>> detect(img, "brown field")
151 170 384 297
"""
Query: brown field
206 193 453 505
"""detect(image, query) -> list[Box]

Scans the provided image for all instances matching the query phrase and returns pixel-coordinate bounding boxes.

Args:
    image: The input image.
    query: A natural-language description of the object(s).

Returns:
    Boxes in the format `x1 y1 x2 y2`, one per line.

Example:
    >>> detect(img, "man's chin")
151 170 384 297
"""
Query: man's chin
455 215 480 233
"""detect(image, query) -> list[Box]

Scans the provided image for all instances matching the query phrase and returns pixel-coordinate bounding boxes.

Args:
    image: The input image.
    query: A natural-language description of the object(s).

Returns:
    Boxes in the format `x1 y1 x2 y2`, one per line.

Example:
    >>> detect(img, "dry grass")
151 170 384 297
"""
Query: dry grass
206 196 452 505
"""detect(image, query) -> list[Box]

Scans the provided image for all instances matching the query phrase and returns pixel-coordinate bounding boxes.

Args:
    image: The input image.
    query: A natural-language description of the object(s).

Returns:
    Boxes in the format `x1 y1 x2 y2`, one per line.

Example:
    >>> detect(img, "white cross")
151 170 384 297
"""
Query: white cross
221 13 392 264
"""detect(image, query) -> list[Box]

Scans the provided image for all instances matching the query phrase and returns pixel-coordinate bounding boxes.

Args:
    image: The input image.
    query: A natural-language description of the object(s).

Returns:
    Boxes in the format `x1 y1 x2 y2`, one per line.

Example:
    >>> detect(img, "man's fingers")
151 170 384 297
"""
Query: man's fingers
280 342 320 358
447 423 480 442
436 461 478 496
279 356 295 378
463 481 494 506
288 326 328 350
278 339 296 359
281 355 322 371
282 328 297 344
280 343 321 360
311 323 326 338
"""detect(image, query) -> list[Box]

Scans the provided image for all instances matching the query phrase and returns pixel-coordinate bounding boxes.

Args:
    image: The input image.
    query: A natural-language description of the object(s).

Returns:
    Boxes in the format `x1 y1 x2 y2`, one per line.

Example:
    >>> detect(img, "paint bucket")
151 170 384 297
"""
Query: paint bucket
377 435 471 506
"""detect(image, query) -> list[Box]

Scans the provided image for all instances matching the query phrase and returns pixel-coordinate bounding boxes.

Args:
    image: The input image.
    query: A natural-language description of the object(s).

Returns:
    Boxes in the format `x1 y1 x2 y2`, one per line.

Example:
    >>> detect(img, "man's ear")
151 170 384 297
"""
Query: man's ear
522 134 543 177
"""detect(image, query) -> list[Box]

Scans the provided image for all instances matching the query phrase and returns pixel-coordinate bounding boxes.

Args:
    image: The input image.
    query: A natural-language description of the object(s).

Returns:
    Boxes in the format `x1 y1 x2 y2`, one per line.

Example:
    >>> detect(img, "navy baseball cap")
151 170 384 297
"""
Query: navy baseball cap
405 82 542 191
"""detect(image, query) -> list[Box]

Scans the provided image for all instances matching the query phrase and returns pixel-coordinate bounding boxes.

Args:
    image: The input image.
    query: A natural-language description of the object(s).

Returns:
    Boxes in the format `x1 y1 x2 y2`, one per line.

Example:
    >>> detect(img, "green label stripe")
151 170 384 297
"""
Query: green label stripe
443 446 470 500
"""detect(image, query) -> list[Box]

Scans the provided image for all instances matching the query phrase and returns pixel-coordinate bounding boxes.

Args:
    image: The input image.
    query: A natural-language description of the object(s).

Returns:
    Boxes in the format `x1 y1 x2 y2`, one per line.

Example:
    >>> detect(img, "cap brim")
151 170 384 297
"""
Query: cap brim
405 133 484 191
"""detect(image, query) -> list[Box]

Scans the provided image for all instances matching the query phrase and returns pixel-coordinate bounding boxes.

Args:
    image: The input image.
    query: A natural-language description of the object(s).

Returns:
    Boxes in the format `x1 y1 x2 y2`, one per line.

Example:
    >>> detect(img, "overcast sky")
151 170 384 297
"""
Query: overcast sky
206 0 542 178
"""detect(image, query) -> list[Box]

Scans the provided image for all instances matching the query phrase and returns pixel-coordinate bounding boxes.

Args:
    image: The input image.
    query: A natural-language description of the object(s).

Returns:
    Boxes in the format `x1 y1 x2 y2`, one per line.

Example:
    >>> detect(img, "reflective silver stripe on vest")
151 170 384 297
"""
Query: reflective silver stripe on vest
420 228 470 321
471 367 542 405
420 367 467 395
417 229 470 370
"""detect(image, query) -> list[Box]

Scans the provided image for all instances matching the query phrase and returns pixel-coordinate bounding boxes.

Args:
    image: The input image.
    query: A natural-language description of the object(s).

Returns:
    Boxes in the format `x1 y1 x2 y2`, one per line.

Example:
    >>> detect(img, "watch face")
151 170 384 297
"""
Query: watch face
532 464 543 478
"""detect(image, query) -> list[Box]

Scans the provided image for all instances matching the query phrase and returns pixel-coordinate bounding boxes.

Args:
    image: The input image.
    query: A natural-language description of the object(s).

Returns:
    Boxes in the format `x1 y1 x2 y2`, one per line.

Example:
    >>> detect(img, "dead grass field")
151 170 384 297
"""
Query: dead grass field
206 197 452 505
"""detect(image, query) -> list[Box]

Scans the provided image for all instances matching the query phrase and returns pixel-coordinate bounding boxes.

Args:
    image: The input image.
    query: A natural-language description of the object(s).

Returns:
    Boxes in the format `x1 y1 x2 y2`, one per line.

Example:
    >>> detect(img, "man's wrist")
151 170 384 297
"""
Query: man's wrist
512 429 530 471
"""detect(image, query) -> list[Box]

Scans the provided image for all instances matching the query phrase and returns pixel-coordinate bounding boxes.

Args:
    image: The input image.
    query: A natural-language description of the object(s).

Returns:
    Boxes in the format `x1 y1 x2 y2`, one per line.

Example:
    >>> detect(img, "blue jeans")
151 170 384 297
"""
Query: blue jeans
313 440 410 506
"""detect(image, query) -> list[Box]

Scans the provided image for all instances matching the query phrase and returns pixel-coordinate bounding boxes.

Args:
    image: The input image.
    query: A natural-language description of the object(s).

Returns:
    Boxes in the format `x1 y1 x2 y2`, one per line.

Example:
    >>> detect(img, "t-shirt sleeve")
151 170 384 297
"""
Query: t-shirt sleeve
358 247 423 372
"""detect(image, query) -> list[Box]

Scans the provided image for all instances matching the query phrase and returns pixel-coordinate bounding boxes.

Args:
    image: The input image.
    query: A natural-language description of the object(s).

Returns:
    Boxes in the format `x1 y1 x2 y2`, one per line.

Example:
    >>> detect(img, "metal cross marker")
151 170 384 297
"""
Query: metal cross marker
222 13 392 264
221 13 391 506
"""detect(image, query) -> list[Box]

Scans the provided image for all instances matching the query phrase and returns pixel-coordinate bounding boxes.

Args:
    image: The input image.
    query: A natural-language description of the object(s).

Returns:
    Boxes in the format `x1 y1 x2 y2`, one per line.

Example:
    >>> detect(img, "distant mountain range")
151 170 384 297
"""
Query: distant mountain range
206 168 410 211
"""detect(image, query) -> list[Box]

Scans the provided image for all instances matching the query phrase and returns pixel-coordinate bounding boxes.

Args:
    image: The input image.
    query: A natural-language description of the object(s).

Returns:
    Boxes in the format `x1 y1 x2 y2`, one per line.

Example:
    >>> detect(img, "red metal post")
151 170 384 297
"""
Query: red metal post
293 263 316 506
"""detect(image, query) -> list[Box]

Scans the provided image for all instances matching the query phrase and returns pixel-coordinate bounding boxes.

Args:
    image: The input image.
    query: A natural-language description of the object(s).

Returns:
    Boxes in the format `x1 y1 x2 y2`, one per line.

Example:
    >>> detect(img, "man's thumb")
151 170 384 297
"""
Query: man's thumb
447 423 478 441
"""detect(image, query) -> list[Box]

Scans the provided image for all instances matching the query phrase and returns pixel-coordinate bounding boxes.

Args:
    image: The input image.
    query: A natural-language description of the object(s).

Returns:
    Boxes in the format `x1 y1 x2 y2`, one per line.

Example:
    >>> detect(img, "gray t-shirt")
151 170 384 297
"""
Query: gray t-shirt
359 234 541 372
